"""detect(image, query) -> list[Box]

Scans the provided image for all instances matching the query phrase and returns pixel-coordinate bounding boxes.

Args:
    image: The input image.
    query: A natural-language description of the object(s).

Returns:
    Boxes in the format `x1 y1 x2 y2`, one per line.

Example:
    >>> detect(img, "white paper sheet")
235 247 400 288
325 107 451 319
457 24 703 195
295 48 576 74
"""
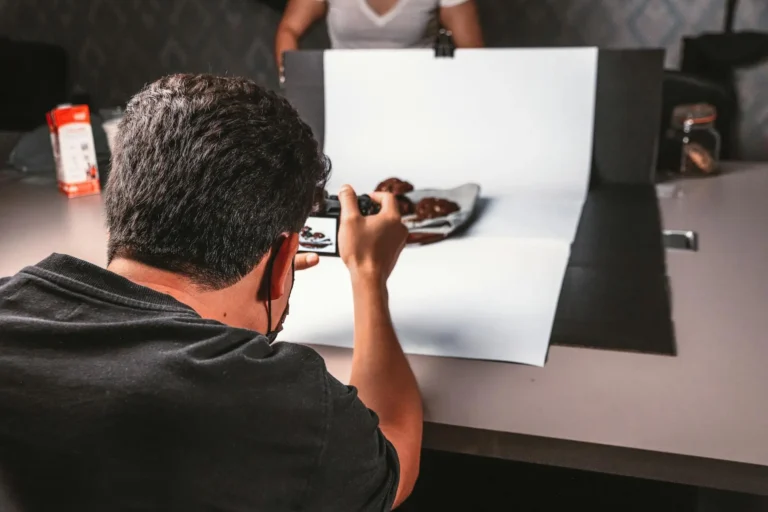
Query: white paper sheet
467 193 587 242
323 48 598 198
292 48 598 366
280 237 571 366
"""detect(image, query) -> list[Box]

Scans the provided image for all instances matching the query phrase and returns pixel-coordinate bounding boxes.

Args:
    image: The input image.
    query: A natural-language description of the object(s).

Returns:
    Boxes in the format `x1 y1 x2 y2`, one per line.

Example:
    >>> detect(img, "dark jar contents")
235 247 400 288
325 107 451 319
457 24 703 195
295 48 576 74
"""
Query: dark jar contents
667 103 721 176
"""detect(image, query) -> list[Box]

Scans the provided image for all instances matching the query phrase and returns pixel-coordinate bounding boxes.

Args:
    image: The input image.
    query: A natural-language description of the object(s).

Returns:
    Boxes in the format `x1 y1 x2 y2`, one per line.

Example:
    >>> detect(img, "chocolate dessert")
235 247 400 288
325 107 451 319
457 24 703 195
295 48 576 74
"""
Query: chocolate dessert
407 232 446 245
396 195 415 216
375 177 414 195
300 240 331 248
299 232 331 249
299 226 332 249
414 197 460 220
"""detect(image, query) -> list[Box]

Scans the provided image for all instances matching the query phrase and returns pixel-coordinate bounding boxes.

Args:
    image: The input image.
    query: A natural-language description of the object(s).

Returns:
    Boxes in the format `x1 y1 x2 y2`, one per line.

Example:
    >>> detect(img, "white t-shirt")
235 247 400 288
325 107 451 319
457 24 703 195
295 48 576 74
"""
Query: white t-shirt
319 0 470 49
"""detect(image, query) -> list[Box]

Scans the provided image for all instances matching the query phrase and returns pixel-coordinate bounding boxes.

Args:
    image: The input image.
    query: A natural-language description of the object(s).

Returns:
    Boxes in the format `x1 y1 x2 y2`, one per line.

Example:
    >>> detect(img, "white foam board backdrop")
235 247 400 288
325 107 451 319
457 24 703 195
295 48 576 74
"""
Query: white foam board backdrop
282 237 572 365
281 48 598 366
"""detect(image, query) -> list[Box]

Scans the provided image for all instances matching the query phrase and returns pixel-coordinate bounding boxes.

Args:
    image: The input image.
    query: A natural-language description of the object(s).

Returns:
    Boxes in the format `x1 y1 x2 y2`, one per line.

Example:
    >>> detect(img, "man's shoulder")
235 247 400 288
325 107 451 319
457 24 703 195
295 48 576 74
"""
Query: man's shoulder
261 341 329 379
191 338 332 408
258 341 334 400
270 340 324 362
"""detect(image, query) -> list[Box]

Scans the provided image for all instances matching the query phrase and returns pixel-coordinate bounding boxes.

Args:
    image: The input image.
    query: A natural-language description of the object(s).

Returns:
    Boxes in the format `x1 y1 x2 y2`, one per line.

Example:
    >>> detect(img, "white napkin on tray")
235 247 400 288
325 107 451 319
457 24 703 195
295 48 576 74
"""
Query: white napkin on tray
402 183 481 236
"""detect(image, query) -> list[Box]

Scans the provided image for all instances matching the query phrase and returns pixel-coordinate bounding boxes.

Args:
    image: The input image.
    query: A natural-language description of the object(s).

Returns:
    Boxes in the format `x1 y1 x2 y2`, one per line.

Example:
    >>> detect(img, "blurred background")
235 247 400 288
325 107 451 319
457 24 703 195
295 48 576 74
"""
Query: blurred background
1 0 767 163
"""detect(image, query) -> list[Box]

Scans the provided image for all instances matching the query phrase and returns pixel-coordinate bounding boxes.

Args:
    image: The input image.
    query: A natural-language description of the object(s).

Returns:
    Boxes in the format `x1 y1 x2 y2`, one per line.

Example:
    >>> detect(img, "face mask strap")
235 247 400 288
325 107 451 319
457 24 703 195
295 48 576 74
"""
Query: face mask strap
264 236 291 342
266 262 273 336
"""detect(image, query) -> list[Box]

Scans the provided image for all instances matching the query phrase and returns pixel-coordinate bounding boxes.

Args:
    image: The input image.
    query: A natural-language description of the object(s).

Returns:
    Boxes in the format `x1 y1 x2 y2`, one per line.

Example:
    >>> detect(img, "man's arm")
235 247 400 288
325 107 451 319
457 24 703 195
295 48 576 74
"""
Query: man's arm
349 277 423 508
274 0 327 75
337 186 423 509
303 373 401 512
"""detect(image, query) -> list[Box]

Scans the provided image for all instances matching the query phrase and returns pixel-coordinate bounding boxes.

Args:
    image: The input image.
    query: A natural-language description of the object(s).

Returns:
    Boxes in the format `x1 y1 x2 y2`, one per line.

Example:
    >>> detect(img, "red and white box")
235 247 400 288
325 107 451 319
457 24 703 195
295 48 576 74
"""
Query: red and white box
46 104 101 198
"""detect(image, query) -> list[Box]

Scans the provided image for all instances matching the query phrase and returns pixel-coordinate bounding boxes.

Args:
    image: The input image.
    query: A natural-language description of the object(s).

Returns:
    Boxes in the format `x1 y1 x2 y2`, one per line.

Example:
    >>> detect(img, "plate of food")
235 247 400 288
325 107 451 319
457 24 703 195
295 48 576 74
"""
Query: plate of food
299 225 334 250
374 178 481 244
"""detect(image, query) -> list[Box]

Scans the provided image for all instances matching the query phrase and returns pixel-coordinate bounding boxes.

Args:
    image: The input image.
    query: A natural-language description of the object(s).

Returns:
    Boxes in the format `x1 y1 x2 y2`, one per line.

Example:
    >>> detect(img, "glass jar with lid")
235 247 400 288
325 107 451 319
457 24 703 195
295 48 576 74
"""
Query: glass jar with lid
669 103 721 176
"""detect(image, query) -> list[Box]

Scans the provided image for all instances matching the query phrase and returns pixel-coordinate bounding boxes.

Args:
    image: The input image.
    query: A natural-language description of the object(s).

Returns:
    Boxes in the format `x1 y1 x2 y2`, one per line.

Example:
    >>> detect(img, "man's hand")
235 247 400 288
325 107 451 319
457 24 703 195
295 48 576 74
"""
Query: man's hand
337 185 408 284
294 252 319 271
339 184 422 508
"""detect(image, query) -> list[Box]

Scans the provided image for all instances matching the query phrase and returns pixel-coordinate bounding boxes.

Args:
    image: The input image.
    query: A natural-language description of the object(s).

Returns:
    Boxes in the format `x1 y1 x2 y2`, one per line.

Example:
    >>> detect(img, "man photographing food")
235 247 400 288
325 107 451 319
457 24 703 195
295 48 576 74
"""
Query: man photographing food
0 74 422 511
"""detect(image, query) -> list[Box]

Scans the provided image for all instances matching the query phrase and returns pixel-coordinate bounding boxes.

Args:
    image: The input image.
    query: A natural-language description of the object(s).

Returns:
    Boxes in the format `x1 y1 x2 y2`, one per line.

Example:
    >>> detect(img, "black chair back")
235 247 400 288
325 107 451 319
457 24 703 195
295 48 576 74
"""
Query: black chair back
0 38 69 132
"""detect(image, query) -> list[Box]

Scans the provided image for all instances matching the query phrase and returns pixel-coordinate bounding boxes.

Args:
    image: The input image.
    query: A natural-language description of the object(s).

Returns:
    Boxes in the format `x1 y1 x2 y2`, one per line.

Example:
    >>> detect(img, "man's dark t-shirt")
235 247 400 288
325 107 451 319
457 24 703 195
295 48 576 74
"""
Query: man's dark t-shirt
0 254 399 512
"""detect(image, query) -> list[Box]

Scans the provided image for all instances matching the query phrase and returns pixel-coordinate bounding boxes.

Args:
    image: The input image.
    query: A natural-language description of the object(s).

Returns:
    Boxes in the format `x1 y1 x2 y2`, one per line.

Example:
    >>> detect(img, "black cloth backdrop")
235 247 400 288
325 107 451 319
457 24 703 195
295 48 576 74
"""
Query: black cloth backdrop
260 0 288 12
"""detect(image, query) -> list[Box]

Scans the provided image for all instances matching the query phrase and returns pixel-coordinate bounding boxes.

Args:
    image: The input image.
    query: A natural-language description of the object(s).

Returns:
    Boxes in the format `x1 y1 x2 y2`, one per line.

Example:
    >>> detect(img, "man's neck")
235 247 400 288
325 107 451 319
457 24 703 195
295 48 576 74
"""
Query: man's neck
107 258 266 330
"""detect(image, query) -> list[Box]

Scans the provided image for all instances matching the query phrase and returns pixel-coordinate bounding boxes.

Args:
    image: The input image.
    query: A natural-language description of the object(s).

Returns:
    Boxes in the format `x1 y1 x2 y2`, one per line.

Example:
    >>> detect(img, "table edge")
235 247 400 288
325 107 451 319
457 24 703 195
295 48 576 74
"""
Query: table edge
423 422 768 496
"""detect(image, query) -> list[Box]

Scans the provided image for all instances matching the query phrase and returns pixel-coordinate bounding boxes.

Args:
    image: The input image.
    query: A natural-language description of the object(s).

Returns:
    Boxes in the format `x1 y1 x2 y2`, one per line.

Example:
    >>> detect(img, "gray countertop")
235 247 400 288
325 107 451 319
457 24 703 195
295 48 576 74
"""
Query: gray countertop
1 163 767 493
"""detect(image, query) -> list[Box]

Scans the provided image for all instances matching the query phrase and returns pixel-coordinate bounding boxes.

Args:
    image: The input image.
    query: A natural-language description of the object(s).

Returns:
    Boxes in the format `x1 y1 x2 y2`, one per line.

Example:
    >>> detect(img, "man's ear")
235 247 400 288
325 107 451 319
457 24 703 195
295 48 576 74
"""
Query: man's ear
270 233 299 299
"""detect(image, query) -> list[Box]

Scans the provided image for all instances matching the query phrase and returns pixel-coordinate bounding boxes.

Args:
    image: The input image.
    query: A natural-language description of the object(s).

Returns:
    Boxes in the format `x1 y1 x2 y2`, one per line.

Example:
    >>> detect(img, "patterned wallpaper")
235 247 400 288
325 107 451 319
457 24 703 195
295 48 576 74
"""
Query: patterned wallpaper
1 0 767 158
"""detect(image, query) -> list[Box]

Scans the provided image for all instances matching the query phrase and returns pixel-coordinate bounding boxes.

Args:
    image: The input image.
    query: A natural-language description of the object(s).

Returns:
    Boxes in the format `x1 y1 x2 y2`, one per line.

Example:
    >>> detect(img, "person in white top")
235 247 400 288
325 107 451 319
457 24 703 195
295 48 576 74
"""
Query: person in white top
275 0 483 76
